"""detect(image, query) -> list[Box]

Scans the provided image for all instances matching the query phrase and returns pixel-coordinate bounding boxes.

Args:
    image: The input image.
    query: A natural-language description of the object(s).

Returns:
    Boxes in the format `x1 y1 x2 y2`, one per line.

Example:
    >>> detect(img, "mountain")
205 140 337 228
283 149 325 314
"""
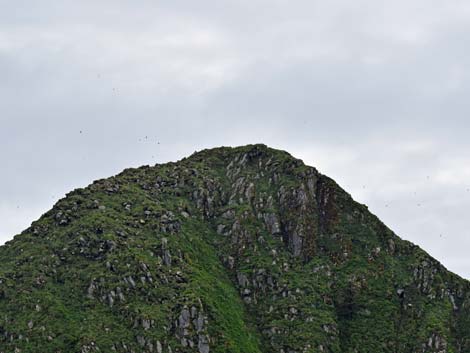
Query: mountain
0 144 469 353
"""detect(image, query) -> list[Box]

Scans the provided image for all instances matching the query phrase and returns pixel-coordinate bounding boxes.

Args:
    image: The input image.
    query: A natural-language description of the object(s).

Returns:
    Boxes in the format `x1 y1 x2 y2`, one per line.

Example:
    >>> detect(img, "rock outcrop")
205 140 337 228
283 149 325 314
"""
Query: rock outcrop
0 144 469 353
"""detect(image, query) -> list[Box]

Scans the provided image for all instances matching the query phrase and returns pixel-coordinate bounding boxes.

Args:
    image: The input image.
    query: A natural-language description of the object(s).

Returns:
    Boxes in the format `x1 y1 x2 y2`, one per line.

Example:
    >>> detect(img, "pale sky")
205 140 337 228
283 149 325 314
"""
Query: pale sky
1 0 470 279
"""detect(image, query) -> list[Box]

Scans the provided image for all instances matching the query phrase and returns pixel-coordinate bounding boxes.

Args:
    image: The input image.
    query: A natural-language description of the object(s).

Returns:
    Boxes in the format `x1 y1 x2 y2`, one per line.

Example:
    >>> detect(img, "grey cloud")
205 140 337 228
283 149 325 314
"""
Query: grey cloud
1 0 470 278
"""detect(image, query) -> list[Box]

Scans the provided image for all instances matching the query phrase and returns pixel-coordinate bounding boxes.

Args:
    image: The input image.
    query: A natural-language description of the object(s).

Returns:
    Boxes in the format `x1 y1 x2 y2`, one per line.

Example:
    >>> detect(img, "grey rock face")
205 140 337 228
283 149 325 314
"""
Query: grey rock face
198 334 210 353
179 307 191 328
264 213 281 235
290 231 303 257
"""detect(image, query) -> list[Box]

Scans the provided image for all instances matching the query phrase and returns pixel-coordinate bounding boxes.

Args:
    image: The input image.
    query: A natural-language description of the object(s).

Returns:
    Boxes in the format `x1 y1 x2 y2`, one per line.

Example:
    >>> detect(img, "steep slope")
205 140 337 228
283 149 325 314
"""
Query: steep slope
0 144 469 353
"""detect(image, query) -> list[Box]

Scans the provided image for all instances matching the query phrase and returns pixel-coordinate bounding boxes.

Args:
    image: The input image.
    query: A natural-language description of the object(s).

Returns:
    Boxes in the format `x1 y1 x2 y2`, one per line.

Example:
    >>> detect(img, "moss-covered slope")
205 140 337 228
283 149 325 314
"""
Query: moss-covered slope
0 144 469 353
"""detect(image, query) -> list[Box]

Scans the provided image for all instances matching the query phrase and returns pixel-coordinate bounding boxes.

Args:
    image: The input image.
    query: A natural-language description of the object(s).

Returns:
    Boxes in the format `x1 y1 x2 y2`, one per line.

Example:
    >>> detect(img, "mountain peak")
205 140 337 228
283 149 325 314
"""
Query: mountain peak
0 145 469 353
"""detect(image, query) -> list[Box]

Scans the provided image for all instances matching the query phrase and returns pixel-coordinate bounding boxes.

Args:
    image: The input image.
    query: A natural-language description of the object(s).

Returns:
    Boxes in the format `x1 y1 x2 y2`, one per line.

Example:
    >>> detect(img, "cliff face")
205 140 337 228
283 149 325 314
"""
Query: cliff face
0 144 469 353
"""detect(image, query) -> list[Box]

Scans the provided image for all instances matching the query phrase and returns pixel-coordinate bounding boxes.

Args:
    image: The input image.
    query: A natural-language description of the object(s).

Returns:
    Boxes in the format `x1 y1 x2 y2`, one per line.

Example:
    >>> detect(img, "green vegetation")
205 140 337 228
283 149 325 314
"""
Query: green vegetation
0 144 468 353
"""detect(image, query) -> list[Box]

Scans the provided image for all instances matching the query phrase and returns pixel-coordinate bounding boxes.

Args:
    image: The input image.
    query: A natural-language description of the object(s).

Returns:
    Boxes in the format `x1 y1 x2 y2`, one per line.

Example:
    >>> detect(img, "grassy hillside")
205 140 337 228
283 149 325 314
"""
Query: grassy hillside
0 144 469 353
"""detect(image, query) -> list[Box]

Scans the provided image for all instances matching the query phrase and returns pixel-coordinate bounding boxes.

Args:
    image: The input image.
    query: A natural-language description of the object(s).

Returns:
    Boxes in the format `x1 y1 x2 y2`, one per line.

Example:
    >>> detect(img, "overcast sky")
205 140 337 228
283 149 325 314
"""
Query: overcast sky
1 0 470 279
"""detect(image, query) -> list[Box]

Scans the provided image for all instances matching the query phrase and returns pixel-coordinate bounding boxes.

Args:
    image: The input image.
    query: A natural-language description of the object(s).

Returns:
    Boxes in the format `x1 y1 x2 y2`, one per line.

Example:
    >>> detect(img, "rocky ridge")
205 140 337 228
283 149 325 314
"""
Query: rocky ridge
0 144 469 353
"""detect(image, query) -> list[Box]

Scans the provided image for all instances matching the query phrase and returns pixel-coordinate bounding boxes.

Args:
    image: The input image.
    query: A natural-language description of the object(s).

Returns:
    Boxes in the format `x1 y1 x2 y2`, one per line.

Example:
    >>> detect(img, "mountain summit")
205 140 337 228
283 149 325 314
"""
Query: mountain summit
1 144 469 353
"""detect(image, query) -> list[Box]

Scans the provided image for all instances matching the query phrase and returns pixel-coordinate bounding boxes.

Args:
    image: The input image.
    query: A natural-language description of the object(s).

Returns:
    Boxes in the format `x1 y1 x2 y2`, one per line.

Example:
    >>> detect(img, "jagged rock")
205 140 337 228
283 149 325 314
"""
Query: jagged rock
198 334 210 353
0 144 468 353
216 224 226 235
227 256 235 269
179 307 191 329
263 213 281 235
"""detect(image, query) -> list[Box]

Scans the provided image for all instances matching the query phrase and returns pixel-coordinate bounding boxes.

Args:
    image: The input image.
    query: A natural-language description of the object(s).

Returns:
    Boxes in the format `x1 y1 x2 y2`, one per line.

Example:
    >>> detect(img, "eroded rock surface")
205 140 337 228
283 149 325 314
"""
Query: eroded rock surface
0 144 469 353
